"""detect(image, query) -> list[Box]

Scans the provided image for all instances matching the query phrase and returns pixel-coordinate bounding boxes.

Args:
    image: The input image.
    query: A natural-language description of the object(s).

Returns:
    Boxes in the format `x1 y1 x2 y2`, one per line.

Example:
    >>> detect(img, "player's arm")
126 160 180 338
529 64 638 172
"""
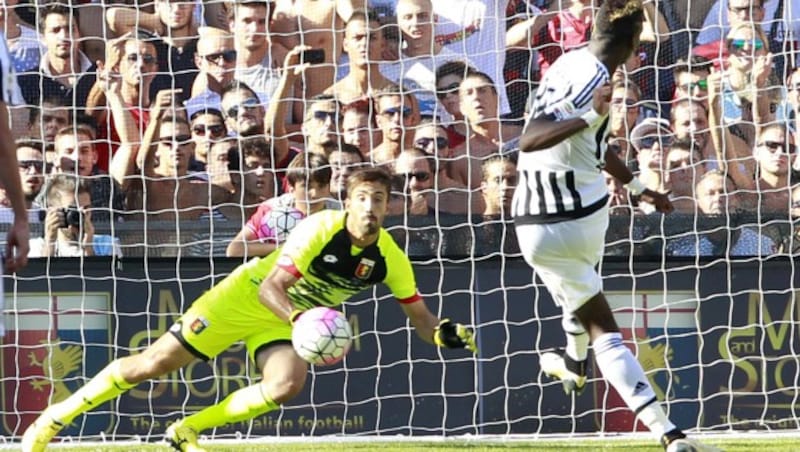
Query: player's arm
604 144 673 214
258 263 300 323
226 227 278 257
0 100 29 271
520 83 612 152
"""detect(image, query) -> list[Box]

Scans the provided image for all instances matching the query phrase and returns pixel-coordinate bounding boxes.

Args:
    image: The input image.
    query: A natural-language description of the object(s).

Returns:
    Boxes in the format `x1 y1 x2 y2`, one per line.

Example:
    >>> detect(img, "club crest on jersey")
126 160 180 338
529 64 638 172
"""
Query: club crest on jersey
354 258 376 280
190 317 209 335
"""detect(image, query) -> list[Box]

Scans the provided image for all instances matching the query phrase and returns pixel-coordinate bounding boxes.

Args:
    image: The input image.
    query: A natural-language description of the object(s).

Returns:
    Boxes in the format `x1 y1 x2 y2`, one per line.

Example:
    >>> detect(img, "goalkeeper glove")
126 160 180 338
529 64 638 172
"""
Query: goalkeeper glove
434 319 477 353
289 309 304 325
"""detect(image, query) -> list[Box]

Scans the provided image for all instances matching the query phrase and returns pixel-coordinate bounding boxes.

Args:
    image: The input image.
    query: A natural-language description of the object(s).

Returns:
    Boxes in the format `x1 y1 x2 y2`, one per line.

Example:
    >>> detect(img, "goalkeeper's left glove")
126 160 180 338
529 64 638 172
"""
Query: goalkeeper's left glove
434 319 477 353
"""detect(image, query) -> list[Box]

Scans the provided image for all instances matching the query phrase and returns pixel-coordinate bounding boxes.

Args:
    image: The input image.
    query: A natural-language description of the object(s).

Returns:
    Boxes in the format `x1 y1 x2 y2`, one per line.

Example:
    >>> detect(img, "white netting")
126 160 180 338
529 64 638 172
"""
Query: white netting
2 0 800 446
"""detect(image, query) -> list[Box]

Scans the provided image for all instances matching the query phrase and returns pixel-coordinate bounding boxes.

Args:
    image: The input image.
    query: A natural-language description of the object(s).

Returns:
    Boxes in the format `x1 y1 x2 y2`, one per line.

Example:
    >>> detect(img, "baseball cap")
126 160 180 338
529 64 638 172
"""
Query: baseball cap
630 117 674 152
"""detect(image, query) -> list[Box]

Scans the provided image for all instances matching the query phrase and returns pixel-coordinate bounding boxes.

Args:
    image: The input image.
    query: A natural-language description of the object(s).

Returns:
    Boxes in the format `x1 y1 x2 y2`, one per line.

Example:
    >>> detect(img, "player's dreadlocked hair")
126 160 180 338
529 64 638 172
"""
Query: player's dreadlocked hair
592 0 644 45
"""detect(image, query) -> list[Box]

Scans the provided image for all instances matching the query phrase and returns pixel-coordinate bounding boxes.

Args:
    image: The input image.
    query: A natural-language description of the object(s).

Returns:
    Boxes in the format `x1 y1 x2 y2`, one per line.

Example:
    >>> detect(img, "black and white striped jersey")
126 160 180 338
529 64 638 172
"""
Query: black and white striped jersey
512 48 611 225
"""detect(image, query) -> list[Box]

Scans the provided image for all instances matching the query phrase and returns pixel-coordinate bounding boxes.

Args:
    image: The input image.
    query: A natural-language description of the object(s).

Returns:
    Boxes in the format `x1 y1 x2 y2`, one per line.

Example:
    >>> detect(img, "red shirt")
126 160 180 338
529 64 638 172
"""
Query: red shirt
95 106 150 173
534 10 592 78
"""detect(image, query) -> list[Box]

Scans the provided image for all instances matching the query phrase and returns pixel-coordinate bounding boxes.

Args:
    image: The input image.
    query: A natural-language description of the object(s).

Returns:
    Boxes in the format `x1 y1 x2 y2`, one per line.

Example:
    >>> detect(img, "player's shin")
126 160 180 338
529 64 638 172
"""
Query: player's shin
48 359 136 423
593 332 677 437
181 384 280 433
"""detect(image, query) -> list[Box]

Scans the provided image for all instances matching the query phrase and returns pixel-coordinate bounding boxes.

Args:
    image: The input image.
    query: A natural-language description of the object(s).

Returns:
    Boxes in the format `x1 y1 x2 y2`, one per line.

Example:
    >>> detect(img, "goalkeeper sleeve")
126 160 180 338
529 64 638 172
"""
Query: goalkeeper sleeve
434 319 477 353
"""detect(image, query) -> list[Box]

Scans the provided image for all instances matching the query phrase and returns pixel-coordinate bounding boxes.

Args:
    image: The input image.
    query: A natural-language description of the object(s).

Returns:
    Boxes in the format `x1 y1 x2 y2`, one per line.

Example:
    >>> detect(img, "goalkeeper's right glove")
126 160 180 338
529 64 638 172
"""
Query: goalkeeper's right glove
434 319 477 353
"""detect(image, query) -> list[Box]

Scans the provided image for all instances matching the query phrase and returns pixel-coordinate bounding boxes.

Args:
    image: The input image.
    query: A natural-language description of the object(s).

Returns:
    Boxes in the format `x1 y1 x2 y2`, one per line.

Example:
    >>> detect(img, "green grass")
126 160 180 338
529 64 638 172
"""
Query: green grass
6 437 799 451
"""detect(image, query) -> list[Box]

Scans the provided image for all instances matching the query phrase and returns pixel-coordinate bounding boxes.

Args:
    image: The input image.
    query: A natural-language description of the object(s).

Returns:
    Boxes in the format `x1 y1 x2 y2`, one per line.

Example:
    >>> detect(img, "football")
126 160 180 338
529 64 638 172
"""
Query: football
291 307 353 366
260 207 305 243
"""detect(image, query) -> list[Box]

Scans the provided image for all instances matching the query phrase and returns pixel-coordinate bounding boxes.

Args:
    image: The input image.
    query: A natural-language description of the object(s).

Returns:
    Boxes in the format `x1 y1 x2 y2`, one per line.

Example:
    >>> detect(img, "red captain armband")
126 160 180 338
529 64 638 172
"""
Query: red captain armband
276 254 302 279
396 292 422 304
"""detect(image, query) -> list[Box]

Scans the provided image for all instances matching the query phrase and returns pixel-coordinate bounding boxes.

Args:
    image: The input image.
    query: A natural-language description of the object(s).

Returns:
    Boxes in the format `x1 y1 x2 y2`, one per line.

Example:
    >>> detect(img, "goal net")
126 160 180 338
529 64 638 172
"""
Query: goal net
2 0 799 445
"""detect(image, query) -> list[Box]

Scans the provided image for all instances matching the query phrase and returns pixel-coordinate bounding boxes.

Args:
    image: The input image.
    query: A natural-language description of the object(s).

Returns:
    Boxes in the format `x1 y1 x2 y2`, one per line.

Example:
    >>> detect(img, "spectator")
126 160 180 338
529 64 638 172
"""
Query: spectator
228 0 284 104
672 56 713 107
480 154 516 218
329 143 365 203
26 95 68 146
718 22 778 138
670 99 717 169
667 170 775 256
741 124 795 213
324 9 393 104
383 0 470 118
413 120 471 214
608 80 643 163
451 71 521 189
107 0 199 95
435 60 476 148
214 136 277 222
664 138 707 214
50 125 123 222
226 152 333 258
393 147 436 215
29 174 122 257
777 66 800 129
191 27 237 98
88 32 160 173
695 0 800 77
630 118 674 195
0 0 43 73
111 90 210 221
432 0 512 118
19 3 96 109
526 0 595 78
0 139 46 223
605 171 636 216
220 80 265 137
271 0 356 99
188 107 227 172
371 84 419 166
341 103 374 159
776 184 800 253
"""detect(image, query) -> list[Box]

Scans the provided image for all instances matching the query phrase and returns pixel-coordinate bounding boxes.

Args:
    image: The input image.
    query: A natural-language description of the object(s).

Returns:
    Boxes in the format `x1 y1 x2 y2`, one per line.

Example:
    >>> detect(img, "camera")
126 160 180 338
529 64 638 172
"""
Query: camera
300 49 325 65
61 206 83 228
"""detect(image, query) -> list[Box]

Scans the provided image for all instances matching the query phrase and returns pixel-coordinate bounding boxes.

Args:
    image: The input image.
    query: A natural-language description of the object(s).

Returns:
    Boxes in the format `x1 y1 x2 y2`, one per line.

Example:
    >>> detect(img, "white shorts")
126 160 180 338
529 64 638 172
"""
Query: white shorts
516 208 608 313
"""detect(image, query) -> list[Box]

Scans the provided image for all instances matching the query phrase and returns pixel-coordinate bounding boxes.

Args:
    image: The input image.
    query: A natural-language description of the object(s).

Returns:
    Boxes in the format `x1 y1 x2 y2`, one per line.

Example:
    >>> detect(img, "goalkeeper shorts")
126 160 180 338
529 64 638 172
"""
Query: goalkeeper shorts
169 262 291 363
515 207 608 312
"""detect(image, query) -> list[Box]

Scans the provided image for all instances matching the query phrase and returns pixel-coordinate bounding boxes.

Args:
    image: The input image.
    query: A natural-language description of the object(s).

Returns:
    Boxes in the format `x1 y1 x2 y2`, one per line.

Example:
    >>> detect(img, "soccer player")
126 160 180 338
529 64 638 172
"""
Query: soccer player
512 1 715 451
22 167 477 452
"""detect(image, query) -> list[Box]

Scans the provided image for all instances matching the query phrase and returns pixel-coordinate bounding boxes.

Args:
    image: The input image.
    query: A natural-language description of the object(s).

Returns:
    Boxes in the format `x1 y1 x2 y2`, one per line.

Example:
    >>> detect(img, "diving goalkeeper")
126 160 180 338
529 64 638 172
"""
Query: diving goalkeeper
22 167 476 452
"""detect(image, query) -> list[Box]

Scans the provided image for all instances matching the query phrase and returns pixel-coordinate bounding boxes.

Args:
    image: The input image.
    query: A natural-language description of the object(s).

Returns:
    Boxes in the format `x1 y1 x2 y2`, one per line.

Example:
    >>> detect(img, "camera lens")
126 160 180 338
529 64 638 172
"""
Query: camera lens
65 207 82 227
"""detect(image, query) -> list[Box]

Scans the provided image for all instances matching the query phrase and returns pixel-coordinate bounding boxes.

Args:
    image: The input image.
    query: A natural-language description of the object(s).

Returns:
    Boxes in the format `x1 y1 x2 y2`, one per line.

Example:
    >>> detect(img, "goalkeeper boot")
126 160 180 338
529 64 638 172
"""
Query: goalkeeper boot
21 411 66 452
165 421 207 452
540 351 587 395
662 429 723 452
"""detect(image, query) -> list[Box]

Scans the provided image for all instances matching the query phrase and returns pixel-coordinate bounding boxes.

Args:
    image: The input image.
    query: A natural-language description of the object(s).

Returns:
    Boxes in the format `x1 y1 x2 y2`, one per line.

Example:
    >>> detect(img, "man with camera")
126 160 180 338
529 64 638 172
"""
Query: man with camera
28 174 122 257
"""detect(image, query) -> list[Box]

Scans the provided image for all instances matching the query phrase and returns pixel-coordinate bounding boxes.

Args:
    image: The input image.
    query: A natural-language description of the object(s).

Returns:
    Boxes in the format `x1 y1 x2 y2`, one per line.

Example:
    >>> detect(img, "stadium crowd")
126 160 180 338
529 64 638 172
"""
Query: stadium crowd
0 0 797 257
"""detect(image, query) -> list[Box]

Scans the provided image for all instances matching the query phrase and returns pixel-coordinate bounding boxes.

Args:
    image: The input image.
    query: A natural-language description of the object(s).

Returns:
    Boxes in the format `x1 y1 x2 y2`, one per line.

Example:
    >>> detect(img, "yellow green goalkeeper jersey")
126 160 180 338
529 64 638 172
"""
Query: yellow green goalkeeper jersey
243 209 422 308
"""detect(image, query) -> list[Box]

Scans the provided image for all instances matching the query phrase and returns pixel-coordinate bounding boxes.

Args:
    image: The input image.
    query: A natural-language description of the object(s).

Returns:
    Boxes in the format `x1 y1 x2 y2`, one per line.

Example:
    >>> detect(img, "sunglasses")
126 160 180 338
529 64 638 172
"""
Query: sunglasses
380 107 412 118
159 135 193 145
414 136 449 150
398 171 431 182
126 53 157 65
610 98 637 107
19 160 45 172
225 97 260 119
201 49 237 65
312 110 340 122
729 38 765 52
759 140 796 154
639 135 674 149
681 79 708 91
436 82 461 99
192 124 225 137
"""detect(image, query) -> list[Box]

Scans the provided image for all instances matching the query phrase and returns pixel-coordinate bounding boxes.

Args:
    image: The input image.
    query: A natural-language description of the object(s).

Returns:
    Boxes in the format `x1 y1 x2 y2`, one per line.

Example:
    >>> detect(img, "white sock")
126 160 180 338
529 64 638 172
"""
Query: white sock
563 315 588 362
593 332 676 437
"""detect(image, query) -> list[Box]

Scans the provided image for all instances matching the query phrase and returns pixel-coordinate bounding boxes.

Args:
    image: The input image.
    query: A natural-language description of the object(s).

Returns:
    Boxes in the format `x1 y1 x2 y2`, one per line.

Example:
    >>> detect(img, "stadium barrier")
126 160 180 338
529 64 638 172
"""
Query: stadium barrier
3 255 798 441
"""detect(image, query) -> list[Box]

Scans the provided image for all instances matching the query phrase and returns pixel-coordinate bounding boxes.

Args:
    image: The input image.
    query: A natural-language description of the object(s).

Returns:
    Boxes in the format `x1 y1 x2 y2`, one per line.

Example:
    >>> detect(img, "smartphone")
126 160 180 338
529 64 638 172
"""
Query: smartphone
301 49 325 65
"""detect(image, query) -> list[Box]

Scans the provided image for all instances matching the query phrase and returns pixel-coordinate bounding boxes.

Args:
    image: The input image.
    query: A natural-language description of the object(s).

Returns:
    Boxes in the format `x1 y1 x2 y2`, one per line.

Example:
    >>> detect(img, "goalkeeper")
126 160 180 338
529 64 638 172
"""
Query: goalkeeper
22 167 476 452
